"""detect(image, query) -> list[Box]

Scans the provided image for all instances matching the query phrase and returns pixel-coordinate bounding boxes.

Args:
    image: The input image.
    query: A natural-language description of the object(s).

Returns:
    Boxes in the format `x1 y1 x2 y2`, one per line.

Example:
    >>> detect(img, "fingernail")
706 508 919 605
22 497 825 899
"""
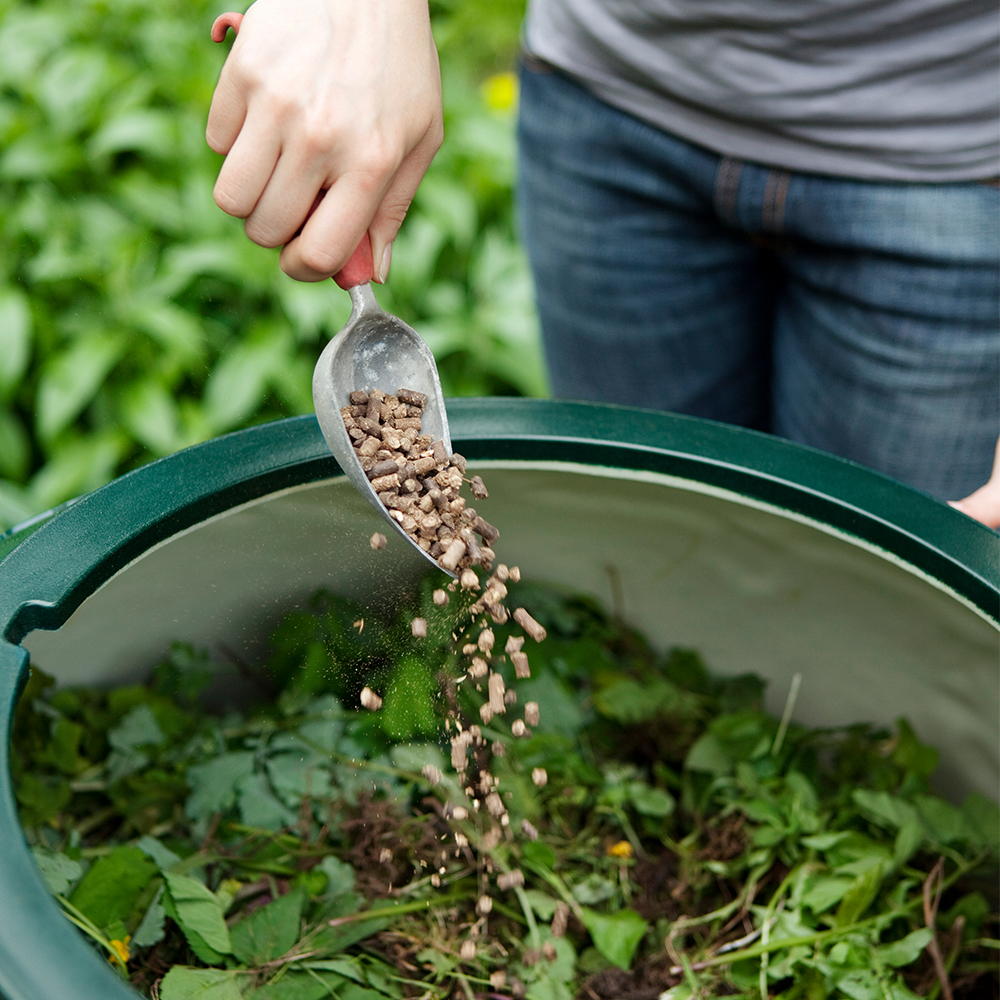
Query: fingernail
377 242 392 284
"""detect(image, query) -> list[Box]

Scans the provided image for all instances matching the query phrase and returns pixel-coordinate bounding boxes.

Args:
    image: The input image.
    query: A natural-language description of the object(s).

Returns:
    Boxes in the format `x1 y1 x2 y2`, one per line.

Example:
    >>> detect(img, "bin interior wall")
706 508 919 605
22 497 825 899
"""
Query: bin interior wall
23 466 999 803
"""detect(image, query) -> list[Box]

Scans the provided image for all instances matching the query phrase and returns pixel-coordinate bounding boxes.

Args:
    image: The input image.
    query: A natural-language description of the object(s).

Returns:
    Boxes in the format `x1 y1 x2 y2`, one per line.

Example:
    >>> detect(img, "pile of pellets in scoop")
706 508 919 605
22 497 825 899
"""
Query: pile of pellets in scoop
340 388 497 573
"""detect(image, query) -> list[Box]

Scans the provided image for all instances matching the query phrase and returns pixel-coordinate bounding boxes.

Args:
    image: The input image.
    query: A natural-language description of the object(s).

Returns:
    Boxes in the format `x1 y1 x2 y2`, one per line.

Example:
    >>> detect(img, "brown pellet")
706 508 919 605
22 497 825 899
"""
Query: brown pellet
360 687 382 711
474 516 500 544
370 472 400 493
370 532 387 550
411 617 427 638
476 895 493 915
459 568 479 590
511 719 528 738
440 539 466 572
367 459 399 480
497 870 524 891
505 635 524 655
470 475 489 499
524 702 539 726
432 588 449 606
485 792 505 817
551 902 569 938
397 387 427 407
488 673 506 713
349 390 369 405
513 608 547 643
521 819 538 841
531 767 548 787
542 941 557 963
478 628 495 652
511 651 531 679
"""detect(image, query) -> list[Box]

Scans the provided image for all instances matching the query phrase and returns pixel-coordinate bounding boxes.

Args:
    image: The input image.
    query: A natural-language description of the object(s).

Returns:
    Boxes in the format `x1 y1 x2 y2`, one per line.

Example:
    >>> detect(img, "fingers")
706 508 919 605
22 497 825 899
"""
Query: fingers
949 436 1000 529
204 0 443 280
213 113 284 223
368 121 444 283
279 174 378 282
949 487 1000 529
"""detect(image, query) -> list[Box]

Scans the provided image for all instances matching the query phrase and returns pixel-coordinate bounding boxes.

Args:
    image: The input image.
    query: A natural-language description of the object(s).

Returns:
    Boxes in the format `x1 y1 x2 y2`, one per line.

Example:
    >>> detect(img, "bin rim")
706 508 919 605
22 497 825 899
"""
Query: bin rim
1 398 997 646
0 397 997 1000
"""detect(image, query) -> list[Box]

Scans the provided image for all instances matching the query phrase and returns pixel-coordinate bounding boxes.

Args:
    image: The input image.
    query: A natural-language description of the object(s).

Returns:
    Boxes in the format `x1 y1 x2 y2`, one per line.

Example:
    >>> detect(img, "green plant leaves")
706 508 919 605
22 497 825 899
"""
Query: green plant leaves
35 330 125 443
578 907 647 971
162 872 233 962
159 967 242 1000
68 845 158 928
230 886 307 965
0 286 31 397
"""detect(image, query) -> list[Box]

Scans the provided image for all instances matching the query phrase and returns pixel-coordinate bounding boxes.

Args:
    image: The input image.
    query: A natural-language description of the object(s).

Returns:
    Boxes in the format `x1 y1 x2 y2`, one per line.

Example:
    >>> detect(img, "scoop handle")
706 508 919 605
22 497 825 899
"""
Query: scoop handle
332 232 375 290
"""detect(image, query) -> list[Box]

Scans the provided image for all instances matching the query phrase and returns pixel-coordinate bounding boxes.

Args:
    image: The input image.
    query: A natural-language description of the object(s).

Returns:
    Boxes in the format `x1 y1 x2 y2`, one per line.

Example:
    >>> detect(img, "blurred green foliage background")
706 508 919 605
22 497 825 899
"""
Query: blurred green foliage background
0 0 540 531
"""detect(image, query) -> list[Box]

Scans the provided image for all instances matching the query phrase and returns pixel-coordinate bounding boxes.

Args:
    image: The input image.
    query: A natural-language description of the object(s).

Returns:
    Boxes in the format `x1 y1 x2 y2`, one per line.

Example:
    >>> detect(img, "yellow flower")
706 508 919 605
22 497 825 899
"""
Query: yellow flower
607 840 633 860
482 72 518 113
108 935 131 965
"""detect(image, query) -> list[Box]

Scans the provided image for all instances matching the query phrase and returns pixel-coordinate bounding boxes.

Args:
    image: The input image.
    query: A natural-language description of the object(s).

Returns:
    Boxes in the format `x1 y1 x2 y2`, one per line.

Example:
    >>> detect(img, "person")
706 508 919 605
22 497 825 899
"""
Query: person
205 0 1000 528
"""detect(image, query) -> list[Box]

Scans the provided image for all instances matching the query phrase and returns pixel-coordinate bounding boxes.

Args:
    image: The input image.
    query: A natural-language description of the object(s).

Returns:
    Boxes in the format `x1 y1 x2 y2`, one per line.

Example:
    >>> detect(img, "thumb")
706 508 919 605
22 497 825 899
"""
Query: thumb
949 485 1000 529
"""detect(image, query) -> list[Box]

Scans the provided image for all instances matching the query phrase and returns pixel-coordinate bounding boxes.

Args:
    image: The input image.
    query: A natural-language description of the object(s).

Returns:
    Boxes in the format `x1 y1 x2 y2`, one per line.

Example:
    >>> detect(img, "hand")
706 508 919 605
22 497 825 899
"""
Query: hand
949 437 1000 529
207 0 443 283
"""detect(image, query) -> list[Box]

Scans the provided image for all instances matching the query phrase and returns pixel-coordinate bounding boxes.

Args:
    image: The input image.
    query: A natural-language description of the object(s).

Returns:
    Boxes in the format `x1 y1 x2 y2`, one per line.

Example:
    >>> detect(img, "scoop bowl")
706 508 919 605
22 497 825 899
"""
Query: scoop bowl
312 281 454 574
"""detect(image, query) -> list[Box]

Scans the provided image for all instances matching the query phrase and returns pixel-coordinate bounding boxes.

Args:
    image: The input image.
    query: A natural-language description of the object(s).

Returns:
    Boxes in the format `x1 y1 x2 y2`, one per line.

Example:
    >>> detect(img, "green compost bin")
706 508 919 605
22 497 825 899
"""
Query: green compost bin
0 398 997 1000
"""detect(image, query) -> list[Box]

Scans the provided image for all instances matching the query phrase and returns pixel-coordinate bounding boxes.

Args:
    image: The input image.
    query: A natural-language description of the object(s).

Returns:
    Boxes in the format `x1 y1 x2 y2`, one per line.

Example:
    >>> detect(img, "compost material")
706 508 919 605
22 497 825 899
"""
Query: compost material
12 578 999 1000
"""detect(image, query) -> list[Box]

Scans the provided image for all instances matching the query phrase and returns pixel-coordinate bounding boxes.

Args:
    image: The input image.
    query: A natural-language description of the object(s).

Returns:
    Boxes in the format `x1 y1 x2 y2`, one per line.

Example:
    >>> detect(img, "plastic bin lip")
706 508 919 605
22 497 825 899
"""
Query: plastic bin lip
1 398 997 646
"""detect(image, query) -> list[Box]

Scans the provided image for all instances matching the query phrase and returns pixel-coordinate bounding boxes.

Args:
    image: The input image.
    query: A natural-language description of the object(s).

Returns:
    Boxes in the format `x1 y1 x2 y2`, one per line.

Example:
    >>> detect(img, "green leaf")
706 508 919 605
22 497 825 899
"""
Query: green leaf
14 772 71 826
119 378 184 456
230 886 306 965
89 108 177 159
834 863 883 927
136 834 182 872
578 907 647 970
877 927 932 967
35 331 125 443
31 847 83 896
109 703 165 752
245 971 346 1000
68 845 157 929
961 792 1000 850
851 789 921 832
163 871 232 958
0 286 32 396
317 856 356 897
684 733 730 775
159 967 242 1000
801 876 854 914
132 885 167 948
891 718 938 780
0 410 30 481
184 751 255 823
202 324 291 433
627 781 675 818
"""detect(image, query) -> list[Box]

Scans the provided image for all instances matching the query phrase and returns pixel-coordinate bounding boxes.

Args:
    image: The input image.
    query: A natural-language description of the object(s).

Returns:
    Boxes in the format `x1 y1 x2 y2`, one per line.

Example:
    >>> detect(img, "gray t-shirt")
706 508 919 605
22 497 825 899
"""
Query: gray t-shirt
523 0 999 181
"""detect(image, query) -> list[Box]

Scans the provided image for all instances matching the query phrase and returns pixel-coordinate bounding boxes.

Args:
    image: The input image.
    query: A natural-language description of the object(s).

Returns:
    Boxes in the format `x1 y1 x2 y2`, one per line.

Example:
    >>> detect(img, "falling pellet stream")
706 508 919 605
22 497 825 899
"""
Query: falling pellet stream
343 387 553 960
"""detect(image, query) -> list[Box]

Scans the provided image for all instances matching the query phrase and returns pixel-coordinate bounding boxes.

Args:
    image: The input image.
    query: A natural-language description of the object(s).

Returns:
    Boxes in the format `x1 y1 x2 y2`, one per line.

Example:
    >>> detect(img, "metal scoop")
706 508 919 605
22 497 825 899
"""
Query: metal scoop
312 233 454 573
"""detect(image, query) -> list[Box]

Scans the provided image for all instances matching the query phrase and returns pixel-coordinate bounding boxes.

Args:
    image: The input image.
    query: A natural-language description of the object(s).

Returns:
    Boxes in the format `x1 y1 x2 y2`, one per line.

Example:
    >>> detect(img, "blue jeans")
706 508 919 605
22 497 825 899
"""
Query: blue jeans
517 61 1000 501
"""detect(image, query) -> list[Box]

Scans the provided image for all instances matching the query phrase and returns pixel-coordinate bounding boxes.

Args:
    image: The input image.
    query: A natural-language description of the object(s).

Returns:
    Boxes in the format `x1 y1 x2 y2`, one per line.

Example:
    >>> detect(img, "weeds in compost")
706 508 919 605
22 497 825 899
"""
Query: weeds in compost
12 576 1000 1000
